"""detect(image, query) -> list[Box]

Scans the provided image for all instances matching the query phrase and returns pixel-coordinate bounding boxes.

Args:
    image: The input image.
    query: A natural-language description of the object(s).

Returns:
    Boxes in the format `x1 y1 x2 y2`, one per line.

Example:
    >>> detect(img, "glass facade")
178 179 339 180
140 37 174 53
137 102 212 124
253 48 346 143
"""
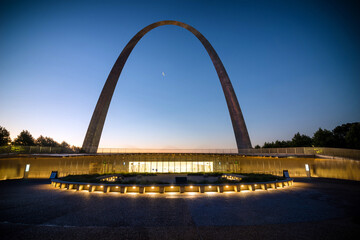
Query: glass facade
129 161 213 173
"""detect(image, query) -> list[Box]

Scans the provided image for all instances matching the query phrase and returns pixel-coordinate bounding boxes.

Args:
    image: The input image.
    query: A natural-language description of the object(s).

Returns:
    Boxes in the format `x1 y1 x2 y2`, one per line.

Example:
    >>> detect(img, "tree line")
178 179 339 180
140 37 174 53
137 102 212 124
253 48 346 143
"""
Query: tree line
0 126 80 152
255 122 360 150
1 122 359 151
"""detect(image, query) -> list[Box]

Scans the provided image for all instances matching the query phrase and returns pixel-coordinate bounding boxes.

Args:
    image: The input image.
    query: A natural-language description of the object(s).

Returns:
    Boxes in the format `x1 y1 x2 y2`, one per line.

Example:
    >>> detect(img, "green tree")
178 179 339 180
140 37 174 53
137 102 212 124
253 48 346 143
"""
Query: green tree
312 128 335 147
0 126 11 146
254 145 261 149
261 122 360 149
345 123 360 149
333 123 353 148
13 130 35 146
60 141 70 149
291 132 312 147
263 140 292 148
263 142 274 148
277 140 292 148
45 137 59 147
35 135 47 146
35 135 59 147
71 145 81 153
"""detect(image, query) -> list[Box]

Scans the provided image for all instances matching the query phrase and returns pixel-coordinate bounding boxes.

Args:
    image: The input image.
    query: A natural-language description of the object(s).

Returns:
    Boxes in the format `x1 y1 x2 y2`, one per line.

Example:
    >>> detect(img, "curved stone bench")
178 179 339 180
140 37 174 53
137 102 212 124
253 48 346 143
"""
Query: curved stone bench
50 178 293 194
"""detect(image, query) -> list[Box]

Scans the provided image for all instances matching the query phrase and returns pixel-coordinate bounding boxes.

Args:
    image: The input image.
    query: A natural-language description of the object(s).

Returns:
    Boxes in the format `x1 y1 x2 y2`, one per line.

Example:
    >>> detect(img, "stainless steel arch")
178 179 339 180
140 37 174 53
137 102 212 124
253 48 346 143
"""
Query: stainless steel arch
82 20 251 153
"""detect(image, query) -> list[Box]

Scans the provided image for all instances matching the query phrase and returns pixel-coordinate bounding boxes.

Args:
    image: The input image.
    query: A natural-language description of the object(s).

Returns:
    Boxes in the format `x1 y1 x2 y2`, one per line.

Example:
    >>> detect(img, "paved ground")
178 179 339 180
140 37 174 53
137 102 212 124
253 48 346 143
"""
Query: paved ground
0 178 359 240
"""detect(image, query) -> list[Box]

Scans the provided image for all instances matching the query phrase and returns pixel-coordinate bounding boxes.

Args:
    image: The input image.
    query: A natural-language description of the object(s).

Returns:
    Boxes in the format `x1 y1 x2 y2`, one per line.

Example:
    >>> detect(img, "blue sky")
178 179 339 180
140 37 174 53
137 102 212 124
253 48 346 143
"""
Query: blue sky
0 0 359 149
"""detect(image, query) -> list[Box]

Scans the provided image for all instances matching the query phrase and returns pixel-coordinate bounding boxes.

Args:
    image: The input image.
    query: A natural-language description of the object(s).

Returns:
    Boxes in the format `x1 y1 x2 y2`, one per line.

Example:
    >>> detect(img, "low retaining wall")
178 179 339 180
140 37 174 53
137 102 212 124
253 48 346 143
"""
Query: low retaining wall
1 154 359 181
50 178 294 194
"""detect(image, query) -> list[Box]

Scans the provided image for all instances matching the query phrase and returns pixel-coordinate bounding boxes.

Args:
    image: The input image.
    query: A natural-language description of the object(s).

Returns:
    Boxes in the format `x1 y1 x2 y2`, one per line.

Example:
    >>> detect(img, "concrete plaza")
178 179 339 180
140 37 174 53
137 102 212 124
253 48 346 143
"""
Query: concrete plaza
0 178 359 239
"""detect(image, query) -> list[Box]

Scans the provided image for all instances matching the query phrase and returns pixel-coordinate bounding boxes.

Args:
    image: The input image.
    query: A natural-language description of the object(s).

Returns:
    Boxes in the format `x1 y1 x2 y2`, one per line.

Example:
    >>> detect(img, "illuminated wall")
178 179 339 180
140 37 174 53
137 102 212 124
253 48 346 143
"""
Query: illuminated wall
0 154 359 181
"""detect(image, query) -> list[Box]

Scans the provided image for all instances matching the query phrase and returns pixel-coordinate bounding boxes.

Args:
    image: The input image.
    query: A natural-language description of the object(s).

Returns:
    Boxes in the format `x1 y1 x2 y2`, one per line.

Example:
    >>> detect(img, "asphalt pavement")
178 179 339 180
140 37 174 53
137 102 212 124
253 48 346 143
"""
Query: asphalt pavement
0 178 359 240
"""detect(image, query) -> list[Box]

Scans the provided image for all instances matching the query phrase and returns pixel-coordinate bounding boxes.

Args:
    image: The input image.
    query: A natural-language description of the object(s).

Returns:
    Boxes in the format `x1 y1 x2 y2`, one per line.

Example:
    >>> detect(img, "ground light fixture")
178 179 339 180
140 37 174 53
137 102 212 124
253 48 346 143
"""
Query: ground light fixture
51 178 294 194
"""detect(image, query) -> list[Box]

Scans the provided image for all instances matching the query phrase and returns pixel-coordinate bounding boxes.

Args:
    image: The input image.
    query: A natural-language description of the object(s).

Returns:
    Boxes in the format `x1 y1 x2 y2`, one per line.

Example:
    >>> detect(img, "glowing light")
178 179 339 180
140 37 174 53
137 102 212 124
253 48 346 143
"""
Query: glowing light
224 191 235 194
171 186 174 188
205 192 216 195
255 184 257 186
151 186 154 189
226 185 229 188
100 186 103 188
187 192 197 196
87 185 90 187
190 186 193 189
116 186 119 188
166 192 178 195
133 186 136 189
209 186 212 188
241 185 244 187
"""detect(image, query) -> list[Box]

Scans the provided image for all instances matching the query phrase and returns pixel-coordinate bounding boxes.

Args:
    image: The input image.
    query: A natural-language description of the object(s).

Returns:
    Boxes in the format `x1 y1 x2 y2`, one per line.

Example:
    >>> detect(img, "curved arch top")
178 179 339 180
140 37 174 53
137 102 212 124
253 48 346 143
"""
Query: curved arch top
82 20 251 153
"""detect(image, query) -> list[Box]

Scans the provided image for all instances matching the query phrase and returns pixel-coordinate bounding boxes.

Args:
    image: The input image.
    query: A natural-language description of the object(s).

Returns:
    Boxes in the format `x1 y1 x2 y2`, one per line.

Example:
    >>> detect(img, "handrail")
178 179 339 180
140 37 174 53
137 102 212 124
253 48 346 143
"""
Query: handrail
1 146 359 160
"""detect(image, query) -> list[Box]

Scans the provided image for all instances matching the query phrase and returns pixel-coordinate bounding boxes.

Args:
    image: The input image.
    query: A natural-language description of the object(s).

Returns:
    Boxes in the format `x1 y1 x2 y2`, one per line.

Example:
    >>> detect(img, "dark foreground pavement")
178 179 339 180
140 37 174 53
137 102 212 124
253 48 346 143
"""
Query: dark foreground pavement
0 178 359 240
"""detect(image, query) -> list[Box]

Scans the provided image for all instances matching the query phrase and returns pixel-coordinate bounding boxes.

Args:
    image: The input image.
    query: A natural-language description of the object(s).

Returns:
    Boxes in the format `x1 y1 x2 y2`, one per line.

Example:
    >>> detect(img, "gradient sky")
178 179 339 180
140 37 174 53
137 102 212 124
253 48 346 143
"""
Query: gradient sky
0 0 359 149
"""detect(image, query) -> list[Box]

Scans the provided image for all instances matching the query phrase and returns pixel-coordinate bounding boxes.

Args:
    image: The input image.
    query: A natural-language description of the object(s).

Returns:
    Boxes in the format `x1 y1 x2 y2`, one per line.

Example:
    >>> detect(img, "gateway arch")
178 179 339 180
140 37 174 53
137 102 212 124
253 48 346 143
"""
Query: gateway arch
82 20 251 153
